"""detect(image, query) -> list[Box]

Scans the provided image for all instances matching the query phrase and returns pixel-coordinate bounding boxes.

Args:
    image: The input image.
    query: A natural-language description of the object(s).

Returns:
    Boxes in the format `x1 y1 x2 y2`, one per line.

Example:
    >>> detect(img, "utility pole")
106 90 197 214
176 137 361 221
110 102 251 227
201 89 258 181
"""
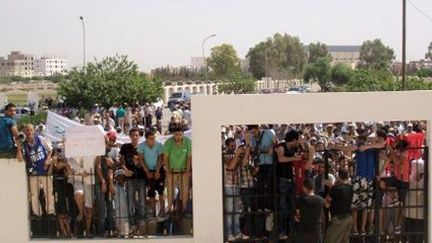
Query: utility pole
79 16 86 68
402 0 406 90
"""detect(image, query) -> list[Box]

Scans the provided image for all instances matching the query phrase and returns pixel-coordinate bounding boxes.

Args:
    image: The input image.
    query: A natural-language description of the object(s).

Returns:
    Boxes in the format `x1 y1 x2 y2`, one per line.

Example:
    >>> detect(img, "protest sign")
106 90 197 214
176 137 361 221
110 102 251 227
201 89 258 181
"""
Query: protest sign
65 125 105 158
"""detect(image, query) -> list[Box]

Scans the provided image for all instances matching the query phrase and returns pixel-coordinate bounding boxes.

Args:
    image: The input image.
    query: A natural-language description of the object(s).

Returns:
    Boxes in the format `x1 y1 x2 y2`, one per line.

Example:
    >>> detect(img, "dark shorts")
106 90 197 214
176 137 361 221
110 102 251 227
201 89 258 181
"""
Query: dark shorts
147 168 166 198
384 176 409 202
351 176 374 209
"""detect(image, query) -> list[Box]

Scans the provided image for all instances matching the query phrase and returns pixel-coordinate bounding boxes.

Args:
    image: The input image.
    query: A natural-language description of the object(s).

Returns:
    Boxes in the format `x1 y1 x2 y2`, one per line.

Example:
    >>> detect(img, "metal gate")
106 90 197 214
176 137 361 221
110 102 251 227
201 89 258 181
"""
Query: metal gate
222 145 428 243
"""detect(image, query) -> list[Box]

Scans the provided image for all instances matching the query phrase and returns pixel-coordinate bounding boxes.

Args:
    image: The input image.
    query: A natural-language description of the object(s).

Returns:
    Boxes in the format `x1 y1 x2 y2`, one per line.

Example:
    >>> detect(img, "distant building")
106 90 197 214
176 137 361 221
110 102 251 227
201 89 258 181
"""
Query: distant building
0 51 67 77
408 59 432 71
191 57 205 69
33 57 67 76
327 45 361 69
0 51 35 77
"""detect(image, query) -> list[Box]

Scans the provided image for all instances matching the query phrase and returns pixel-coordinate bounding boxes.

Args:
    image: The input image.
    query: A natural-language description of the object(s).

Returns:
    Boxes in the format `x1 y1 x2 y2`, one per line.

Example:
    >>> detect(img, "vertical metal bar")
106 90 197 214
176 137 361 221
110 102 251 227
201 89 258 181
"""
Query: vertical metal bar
272 153 278 241
375 149 380 240
323 150 329 233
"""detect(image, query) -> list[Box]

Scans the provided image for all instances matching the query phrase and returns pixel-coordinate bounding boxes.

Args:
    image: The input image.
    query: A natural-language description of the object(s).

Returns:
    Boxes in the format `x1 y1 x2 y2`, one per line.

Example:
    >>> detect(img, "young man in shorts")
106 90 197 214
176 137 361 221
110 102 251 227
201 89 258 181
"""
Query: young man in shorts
138 129 165 219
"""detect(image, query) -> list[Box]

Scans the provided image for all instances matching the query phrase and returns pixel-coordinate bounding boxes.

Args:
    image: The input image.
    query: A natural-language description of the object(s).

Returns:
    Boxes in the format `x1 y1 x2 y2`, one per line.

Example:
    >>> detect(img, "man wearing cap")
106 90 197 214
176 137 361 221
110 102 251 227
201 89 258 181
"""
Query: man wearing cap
0 103 23 160
94 130 118 236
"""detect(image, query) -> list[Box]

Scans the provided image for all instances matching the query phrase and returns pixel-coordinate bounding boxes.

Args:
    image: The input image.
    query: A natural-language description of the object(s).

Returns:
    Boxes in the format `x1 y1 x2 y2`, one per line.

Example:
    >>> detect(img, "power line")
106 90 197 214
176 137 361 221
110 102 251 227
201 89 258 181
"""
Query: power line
407 0 432 24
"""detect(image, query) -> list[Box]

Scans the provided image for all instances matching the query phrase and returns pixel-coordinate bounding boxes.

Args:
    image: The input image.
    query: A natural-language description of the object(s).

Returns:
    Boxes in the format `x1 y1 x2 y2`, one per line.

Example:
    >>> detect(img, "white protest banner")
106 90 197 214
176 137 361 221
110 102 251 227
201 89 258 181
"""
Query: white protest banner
45 111 82 143
65 125 105 158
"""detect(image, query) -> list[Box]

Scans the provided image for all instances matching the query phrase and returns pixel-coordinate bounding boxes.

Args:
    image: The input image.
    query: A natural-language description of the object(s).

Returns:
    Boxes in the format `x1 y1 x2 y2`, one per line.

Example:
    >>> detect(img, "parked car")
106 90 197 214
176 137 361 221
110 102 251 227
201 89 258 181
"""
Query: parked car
168 91 191 110
0 107 31 119
286 86 307 94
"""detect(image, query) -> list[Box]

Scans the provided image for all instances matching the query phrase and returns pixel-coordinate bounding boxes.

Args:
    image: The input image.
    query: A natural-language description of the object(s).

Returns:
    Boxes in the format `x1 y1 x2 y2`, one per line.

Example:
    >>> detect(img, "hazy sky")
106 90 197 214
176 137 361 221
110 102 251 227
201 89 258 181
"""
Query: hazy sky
1 0 432 71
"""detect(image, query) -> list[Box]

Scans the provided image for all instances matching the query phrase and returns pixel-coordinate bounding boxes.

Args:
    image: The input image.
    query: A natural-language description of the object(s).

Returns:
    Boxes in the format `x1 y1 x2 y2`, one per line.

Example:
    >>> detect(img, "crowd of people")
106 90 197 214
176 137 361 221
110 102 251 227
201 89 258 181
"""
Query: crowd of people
0 102 193 239
222 122 426 243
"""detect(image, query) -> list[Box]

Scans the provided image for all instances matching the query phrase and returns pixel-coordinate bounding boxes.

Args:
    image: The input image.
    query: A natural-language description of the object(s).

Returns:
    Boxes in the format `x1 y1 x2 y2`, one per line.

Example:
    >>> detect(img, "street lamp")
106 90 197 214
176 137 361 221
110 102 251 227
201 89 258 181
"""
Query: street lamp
202 34 216 80
79 16 86 68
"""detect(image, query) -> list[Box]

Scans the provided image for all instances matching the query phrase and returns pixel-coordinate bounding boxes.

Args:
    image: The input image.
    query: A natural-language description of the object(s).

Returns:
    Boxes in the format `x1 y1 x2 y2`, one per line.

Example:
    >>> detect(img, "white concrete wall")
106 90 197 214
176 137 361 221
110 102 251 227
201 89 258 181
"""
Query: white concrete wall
2 91 432 243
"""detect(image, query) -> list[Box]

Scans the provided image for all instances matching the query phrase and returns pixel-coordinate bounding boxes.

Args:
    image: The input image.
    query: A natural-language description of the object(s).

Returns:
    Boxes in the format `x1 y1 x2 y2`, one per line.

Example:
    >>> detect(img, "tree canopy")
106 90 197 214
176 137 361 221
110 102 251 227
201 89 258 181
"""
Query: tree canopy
308 42 331 63
57 55 163 109
359 39 395 70
217 71 256 94
206 44 241 79
303 57 332 91
247 33 307 80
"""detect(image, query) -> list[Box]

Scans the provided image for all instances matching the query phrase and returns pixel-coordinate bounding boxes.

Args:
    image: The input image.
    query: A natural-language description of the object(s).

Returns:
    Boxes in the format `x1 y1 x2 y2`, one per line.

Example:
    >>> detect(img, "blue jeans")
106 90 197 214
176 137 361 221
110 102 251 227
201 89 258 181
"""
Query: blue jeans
126 178 146 226
225 186 241 237
278 177 295 235
114 183 129 235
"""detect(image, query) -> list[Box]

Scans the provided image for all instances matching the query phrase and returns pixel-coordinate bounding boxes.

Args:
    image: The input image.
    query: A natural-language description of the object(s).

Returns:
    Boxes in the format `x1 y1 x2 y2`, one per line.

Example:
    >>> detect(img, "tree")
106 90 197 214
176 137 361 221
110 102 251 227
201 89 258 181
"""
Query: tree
405 77 432 90
206 44 241 79
359 39 395 70
416 68 432 78
217 71 256 94
308 42 331 63
426 42 432 61
247 33 307 80
346 69 397 92
57 55 163 109
303 57 332 91
330 63 353 85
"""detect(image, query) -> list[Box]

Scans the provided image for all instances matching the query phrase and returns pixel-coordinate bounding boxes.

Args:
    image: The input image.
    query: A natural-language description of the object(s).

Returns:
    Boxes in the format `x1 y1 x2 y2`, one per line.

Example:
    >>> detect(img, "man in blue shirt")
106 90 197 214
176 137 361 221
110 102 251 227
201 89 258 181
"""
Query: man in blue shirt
138 129 165 218
0 103 22 160
247 124 276 212
329 135 381 236
22 123 54 216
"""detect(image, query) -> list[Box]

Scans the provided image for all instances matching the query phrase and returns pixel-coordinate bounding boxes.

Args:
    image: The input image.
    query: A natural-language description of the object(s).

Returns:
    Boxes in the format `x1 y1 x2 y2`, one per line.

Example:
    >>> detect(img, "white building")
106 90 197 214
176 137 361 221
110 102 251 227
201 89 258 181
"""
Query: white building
33 56 67 76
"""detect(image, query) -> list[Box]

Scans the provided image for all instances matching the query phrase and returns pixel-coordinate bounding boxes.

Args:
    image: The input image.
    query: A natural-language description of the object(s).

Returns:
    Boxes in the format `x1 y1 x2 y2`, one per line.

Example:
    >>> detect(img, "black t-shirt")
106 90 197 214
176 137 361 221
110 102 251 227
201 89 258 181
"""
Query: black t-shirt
296 195 324 230
329 183 353 216
120 143 145 179
275 142 297 179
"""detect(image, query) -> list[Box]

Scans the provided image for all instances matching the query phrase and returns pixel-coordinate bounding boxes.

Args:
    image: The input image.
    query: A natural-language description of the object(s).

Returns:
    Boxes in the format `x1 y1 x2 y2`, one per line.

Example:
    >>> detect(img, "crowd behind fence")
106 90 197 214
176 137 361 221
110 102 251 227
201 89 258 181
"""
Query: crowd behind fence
222 122 428 243
0 101 195 239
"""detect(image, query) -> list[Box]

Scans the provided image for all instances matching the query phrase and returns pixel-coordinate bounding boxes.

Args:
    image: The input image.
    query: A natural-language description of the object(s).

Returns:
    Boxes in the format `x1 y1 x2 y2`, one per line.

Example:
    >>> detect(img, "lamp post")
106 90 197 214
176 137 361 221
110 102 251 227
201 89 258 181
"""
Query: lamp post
79 16 86 68
202 34 216 80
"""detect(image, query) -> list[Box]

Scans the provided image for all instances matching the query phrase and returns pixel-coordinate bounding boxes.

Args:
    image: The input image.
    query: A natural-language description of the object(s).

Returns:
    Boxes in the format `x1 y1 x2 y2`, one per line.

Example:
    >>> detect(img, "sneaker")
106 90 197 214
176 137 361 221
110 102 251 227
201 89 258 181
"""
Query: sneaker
227 234 236 241
352 230 359 236
367 227 374 235
279 234 289 240
395 226 402 234
264 208 272 213
360 231 366 236
235 234 250 240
